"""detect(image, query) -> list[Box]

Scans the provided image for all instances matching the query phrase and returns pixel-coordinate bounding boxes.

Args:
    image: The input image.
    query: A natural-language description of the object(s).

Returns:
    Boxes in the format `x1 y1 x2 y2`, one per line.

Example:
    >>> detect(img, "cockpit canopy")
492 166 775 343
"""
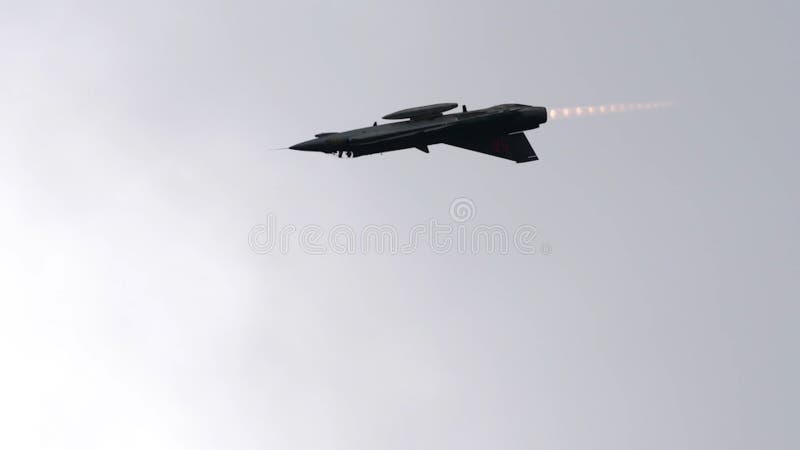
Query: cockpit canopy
383 103 459 121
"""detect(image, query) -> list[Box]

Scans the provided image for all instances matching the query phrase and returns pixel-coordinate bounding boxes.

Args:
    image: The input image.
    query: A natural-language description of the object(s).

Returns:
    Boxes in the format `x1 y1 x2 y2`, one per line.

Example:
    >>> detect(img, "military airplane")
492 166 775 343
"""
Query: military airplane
289 103 548 163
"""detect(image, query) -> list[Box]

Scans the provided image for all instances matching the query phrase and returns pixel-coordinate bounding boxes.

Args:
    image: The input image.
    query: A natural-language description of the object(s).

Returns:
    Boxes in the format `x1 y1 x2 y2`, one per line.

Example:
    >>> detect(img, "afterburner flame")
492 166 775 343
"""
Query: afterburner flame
548 101 674 120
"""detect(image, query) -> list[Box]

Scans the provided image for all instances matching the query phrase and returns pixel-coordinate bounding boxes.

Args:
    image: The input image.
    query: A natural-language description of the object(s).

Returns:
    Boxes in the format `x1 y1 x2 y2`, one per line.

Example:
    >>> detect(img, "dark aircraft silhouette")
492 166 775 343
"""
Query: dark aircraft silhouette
290 103 548 163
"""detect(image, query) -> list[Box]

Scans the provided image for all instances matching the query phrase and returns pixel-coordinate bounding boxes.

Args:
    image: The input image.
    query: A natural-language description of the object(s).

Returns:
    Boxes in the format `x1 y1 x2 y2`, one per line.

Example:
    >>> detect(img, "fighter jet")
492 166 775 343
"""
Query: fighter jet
289 103 547 163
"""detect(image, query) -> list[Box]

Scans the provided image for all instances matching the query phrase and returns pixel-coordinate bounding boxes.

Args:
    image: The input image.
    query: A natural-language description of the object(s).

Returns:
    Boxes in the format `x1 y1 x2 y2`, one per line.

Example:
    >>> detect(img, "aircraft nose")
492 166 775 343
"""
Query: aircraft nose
290 138 325 151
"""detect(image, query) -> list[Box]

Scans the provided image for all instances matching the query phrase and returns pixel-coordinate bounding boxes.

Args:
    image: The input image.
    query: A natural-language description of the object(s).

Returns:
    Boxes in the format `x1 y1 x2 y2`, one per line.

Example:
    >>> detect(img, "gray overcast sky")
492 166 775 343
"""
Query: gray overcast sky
1 1 798 449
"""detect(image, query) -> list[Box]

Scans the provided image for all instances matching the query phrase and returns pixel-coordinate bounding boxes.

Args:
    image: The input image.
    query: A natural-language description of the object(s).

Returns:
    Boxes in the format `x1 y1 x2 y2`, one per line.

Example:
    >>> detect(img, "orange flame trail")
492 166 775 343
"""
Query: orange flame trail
548 101 674 120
